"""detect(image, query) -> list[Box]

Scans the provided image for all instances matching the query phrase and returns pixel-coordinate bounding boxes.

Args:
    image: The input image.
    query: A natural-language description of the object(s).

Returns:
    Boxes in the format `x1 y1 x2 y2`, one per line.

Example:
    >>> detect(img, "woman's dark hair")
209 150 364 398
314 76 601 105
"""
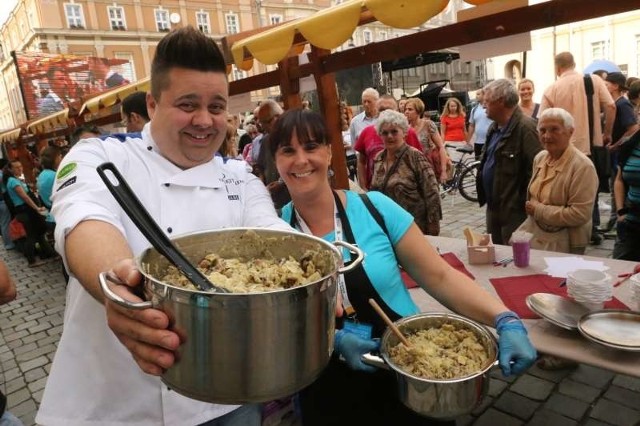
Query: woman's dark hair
151 26 227 100
40 146 62 170
269 109 330 157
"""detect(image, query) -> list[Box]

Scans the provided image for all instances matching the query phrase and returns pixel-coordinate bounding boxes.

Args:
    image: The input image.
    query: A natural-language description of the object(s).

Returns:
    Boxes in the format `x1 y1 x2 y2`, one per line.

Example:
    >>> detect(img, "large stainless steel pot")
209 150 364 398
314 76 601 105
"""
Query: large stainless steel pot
100 228 363 404
363 313 497 420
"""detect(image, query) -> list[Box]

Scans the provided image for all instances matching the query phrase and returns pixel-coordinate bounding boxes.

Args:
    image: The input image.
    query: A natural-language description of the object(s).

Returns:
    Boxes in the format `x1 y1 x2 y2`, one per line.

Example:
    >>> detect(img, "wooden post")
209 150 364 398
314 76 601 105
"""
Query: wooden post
278 55 303 110
309 46 348 190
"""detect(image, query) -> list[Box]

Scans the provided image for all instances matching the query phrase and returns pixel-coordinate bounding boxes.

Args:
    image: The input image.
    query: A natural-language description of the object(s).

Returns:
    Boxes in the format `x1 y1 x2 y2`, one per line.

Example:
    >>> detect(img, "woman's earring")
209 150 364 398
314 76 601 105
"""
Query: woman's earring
328 168 335 178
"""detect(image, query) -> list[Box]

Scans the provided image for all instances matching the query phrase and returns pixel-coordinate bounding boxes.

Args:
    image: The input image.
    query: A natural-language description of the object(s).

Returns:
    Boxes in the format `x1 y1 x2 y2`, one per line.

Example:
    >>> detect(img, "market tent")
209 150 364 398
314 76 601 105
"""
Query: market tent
0 128 22 144
230 0 492 70
26 108 69 134
79 76 150 115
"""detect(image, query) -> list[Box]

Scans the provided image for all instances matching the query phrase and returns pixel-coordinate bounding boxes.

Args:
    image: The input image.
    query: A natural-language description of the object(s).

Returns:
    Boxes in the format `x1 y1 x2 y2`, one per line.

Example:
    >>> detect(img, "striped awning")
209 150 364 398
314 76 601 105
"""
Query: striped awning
0 128 22 143
26 108 70 134
79 76 150 115
231 0 493 70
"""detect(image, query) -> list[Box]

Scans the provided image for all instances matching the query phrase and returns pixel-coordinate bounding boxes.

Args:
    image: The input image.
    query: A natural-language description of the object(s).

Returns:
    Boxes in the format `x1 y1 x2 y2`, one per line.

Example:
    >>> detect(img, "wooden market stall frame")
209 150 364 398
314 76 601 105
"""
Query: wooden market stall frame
222 0 639 189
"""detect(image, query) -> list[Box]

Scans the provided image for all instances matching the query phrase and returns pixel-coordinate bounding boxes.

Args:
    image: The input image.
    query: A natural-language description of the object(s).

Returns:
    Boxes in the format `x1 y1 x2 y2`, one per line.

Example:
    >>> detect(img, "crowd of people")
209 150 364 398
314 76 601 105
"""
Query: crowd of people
0 24 639 426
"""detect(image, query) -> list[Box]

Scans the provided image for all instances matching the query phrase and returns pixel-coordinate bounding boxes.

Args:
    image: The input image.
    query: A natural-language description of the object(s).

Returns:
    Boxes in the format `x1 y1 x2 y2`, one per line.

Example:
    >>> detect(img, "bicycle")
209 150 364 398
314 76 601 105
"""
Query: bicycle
439 143 480 202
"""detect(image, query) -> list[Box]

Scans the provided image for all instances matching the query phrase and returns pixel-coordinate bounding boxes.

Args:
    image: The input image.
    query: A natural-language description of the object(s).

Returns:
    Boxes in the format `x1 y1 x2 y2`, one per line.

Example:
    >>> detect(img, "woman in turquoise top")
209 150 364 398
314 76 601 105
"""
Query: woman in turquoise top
36 146 62 228
4 160 55 266
270 109 536 426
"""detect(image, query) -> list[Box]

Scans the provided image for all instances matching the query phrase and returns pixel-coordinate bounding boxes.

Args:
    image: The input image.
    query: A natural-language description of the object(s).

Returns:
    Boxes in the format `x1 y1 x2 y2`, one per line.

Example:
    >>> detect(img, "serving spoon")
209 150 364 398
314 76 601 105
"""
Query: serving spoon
96 162 227 293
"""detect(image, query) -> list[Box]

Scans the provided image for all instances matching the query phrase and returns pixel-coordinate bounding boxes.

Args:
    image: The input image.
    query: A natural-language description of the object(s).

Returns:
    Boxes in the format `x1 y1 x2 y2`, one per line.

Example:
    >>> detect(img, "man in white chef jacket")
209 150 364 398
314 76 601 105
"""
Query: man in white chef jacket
37 26 289 426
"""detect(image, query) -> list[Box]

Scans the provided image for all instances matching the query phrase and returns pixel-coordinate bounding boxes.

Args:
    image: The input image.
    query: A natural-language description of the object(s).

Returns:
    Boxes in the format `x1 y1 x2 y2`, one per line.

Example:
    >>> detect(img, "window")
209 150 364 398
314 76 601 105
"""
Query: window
108 6 126 30
114 52 136 82
591 40 609 60
362 30 372 45
64 3 85 28
378 31 387 41
155 9 170 32
270 15 283 25
196 11 210 33
225 13 239 34
231 65 246 81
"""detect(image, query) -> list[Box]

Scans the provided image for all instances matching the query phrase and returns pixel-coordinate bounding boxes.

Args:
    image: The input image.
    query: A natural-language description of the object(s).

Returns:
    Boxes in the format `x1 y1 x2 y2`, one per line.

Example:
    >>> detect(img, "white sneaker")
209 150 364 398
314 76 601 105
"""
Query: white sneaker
598 201 611 211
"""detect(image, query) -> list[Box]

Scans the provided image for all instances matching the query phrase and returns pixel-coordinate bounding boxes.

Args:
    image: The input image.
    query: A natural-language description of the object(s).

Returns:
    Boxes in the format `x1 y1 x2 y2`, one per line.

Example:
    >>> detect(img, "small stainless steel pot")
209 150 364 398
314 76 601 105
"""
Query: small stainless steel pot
363 312 497 420
100 228 363 404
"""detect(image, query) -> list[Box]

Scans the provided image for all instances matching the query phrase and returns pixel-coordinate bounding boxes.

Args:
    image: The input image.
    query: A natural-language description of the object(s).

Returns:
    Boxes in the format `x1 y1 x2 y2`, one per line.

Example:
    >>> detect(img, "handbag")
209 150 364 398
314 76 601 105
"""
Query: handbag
9 217 26 241
584 74 611 193
516 216 570 253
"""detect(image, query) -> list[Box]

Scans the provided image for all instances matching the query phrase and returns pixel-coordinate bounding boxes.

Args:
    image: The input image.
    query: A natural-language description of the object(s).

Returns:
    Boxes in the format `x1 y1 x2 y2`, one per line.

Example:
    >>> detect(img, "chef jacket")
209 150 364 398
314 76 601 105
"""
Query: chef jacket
37 126 291 426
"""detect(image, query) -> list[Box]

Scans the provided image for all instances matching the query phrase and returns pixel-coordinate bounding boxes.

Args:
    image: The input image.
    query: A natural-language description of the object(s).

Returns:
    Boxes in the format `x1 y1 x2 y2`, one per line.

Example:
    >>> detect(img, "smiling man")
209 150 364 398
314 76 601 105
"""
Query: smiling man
37 26 289 426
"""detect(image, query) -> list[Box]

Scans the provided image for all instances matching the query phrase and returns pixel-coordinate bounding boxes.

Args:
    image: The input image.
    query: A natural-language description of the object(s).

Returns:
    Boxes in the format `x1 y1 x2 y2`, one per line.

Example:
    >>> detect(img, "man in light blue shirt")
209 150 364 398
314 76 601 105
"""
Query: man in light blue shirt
468 89 494 158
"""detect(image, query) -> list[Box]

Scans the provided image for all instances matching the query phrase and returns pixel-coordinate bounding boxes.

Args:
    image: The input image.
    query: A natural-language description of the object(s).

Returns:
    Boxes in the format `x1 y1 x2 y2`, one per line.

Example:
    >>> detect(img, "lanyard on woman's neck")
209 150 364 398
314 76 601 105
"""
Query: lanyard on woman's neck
292 191 355 317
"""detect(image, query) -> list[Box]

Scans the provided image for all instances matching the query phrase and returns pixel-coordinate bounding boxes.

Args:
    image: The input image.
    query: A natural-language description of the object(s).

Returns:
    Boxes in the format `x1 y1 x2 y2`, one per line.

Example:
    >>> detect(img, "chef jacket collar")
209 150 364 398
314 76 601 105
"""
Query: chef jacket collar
164 160 225 189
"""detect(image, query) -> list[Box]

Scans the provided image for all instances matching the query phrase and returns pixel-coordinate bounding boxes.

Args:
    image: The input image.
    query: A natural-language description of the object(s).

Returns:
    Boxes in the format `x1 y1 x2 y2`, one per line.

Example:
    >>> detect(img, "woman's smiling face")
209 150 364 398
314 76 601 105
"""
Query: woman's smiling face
275 128 332 197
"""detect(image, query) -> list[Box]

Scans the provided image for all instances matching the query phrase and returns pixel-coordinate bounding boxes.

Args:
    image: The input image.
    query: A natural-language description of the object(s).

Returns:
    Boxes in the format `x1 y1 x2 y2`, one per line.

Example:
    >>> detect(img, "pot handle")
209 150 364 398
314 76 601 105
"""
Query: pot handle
333 241 364 273
361 353 390 370
99 272 154 310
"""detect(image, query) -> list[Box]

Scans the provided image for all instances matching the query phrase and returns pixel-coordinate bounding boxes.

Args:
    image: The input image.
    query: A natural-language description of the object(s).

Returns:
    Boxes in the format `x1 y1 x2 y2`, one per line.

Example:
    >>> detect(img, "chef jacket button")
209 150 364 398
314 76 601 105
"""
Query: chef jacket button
164 183 170 187
147 146 152 151
167 227 173 233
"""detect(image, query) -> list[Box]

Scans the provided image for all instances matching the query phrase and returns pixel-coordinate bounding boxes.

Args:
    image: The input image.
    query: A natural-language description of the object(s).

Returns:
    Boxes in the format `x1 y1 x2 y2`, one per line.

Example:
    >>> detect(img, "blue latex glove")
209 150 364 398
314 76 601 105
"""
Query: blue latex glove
334 329 380 373
495 313 537 376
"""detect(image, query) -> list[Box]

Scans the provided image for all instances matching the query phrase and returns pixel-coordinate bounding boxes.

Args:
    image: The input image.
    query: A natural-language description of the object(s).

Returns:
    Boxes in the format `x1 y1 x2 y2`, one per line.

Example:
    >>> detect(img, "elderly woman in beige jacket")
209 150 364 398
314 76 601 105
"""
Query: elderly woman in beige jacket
517 108 598 254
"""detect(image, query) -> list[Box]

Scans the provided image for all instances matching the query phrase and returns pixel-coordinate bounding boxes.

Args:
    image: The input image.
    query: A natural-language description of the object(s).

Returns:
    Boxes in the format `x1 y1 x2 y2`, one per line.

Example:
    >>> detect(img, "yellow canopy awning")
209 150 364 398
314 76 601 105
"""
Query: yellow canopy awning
231 0 495 70
0 128 22 143
79 76 150 115
27 108 70 134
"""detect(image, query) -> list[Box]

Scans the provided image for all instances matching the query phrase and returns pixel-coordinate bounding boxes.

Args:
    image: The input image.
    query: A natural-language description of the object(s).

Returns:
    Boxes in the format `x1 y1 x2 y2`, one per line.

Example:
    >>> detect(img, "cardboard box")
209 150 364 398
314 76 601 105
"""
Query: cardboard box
467 234 495 264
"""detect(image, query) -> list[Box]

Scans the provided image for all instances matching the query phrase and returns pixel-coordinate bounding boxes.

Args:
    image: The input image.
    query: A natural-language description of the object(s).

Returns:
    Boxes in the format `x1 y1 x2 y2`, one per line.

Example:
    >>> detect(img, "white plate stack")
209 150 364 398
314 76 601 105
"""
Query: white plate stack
566 269 612 311
630 273 640 310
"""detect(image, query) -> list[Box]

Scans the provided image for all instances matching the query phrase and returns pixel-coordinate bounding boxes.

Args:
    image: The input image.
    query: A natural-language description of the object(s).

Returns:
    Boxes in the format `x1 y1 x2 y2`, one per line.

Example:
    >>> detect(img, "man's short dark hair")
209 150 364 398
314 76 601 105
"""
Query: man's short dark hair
150 26 227 100
71 125 101 145
122 91 150 121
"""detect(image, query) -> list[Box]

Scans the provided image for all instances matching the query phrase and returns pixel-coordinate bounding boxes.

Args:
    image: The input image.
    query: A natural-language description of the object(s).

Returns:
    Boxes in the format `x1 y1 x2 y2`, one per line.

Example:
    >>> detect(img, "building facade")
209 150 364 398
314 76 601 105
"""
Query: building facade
0 0 335 130
488 10 640 103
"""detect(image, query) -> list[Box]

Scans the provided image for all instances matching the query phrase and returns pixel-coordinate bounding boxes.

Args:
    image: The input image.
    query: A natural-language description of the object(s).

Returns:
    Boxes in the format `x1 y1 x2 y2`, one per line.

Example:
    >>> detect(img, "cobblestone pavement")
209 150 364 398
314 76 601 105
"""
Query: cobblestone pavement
1 194 639 426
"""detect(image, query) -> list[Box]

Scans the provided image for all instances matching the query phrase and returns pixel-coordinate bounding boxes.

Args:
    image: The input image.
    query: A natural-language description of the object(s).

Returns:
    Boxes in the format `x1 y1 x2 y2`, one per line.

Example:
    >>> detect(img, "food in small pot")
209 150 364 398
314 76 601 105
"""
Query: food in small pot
162 250 324 293
388 322 489 380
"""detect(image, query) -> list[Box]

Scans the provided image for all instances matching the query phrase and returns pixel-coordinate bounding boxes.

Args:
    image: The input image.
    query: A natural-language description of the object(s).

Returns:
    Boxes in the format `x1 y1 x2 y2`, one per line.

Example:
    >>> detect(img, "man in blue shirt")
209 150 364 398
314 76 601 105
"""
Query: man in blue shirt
477 79 542 245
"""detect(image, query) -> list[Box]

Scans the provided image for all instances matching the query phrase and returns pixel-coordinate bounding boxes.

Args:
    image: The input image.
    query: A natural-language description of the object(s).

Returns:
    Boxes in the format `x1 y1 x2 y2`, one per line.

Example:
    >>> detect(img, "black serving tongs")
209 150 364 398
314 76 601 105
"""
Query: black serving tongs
96 162 227 293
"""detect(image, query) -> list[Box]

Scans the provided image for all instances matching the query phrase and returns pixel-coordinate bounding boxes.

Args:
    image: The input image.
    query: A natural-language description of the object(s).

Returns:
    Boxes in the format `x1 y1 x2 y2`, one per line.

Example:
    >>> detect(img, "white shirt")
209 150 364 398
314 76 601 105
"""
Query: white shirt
37 127 291 426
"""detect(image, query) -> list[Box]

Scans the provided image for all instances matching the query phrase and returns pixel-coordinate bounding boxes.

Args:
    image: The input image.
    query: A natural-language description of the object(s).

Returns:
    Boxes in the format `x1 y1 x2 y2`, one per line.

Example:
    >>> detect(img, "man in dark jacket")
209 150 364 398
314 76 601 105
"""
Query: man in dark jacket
477 79 542 245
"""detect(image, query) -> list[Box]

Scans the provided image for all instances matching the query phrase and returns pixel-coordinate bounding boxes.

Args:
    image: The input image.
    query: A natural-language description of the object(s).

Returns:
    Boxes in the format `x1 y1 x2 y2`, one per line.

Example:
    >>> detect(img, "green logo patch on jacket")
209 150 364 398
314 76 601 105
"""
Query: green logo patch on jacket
57 162 77 180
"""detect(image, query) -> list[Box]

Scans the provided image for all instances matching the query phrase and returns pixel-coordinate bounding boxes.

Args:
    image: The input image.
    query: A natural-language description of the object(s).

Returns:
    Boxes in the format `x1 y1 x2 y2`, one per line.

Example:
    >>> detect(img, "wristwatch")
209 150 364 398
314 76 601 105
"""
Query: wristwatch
617 207 628 216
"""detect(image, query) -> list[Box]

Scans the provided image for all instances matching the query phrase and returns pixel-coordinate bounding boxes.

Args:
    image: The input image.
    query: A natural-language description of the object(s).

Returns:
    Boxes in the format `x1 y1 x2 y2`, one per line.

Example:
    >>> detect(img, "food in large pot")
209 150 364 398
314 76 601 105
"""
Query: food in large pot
363 313 497 419
100 228 363 404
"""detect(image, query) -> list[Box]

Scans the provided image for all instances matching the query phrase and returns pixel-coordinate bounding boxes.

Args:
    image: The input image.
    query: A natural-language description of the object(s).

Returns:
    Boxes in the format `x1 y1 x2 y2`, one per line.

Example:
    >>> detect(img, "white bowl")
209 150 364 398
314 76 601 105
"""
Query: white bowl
566 269 612 306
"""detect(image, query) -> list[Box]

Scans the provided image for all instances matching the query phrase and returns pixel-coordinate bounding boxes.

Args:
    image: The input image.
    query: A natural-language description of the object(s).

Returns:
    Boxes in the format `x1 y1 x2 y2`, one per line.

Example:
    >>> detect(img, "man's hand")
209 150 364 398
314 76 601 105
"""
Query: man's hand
104 259 181 375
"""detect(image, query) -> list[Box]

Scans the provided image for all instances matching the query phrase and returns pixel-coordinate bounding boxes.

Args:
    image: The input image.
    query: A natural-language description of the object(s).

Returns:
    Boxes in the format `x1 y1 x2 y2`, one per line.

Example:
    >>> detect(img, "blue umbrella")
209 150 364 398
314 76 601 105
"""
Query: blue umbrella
583 59 621 74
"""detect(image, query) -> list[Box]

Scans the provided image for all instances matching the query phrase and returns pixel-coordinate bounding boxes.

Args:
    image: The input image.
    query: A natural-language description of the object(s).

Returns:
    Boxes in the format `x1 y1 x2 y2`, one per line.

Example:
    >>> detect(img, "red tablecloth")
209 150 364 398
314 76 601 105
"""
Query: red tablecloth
490 274 629 319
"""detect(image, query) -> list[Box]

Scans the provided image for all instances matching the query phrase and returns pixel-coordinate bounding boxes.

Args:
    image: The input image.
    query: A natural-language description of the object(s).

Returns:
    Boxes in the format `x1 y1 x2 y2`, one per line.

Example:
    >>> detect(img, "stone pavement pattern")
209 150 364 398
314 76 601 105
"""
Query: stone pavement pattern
1 195 640 426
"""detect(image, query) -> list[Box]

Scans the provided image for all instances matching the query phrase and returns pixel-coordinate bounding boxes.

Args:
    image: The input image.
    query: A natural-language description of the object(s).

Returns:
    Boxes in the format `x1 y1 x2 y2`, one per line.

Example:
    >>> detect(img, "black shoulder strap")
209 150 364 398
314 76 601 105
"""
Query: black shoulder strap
584 74 595 148
359 192 389 236
532 103 540 120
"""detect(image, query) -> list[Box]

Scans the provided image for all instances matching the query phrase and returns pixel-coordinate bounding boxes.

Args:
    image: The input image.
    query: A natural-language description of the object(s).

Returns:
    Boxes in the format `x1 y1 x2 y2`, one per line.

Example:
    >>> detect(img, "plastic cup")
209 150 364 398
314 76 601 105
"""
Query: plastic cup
512 241 530 267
